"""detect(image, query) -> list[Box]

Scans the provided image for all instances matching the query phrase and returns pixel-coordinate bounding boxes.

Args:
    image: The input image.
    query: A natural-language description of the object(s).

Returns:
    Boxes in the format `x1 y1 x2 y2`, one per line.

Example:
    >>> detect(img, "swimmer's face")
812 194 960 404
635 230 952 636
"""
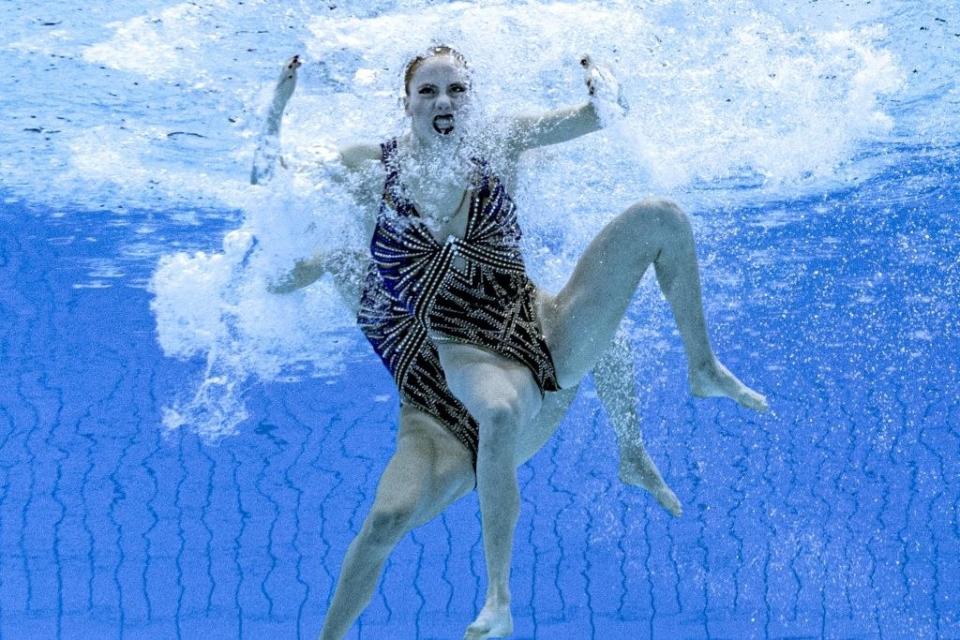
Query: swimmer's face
404 55 471 142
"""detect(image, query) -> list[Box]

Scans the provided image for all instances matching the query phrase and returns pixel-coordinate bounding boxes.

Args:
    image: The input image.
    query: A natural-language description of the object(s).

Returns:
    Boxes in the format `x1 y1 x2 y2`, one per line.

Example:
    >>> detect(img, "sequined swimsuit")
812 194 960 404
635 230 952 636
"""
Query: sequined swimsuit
357 139 559 462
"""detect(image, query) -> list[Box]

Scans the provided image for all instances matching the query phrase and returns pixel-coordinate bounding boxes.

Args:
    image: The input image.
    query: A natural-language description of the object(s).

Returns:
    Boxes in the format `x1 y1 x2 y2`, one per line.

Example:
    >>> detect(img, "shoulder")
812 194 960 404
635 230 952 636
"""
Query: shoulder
338 142 383 171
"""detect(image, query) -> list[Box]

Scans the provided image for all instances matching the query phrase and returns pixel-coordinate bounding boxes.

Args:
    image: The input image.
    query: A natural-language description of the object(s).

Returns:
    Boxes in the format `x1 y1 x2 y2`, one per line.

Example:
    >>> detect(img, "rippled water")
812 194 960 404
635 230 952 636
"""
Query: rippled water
1 1 958 638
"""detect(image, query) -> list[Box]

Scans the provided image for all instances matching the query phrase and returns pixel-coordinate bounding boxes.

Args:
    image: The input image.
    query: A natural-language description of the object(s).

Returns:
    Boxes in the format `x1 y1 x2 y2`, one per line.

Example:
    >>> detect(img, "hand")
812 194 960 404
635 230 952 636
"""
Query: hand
285 54 303 74
579 53 630 121
274 54 302 105
580 54 598 96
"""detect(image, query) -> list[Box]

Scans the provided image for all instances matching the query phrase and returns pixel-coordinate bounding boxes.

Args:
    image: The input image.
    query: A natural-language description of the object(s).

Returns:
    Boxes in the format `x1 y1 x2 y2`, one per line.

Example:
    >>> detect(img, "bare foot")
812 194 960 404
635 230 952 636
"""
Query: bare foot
464 600 513 640
689 358 768 412
619 452 682 517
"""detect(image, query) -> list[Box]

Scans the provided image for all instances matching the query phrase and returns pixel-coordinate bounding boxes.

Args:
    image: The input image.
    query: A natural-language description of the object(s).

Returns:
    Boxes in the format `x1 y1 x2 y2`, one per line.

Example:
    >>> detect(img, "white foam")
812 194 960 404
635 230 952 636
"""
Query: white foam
0 0 921 215
3 0 947 439
81 1 229 83
148 166 365 438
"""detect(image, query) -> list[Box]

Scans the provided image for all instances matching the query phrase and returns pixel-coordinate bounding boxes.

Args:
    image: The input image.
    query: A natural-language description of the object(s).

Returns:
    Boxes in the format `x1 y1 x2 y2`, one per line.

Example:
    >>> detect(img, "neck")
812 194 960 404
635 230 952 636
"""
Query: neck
403 132 468 182
408 130 462 160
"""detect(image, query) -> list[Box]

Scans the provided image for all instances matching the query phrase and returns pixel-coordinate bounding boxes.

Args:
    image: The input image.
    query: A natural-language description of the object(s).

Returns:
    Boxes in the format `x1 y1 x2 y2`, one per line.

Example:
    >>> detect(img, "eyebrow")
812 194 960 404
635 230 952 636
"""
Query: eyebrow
414 79 470 95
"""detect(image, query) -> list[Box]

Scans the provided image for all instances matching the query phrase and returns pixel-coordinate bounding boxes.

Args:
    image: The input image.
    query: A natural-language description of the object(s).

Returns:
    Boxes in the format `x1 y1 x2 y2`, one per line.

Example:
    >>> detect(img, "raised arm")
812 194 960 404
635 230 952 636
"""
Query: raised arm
593 328 682 517
251 55 302 185
250 55 383 191
507 55 628 155
250 56 382 296
249 55 322 293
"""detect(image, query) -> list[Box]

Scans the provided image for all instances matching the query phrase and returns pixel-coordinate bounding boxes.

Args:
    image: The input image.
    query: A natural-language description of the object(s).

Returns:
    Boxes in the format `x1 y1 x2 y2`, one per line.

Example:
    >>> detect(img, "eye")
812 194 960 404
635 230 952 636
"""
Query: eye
418 86 436 95
450 83 467 94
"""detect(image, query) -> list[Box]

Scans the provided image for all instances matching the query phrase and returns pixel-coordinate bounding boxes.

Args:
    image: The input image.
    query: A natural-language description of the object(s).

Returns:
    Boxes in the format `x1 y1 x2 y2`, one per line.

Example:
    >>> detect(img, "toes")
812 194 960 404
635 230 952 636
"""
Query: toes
464 620 489 638
667 496 682 517
741 390 769 412
657 488 682 517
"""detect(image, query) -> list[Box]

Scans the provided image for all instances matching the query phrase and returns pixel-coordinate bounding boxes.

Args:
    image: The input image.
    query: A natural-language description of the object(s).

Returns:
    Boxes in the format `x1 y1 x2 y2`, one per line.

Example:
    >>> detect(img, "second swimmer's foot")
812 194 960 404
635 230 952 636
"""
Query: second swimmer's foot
689 359 769 412
619 458 683 517
620 456 683 518
464 600 513 640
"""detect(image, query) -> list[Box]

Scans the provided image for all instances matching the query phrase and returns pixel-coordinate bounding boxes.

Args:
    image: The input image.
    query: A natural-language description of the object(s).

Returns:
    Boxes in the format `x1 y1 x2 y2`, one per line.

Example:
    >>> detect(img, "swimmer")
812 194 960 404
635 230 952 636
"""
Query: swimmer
257 49 765 639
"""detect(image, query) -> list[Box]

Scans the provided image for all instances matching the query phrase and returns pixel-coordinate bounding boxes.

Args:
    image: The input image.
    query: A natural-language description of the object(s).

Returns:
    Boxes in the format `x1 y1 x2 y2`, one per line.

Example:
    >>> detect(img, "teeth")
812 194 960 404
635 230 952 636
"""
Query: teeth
432 115 454 134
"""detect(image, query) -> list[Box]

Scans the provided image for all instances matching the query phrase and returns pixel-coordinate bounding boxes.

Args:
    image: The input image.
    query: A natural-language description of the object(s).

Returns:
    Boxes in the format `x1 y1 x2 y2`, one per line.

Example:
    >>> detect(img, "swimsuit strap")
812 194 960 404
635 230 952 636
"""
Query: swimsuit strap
380 138 399 169
471 157 493 201
382 139 403 183
379 138 409 214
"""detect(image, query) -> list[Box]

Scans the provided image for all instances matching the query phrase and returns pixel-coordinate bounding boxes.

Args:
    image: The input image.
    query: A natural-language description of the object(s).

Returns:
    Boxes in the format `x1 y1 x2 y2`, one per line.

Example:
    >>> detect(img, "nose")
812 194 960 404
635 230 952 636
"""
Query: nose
435 91 453 111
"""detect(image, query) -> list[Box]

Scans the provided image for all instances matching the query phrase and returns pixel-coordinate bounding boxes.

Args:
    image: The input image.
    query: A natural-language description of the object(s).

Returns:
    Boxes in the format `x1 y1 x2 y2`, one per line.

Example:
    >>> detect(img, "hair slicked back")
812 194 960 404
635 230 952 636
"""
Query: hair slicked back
403 45 469 95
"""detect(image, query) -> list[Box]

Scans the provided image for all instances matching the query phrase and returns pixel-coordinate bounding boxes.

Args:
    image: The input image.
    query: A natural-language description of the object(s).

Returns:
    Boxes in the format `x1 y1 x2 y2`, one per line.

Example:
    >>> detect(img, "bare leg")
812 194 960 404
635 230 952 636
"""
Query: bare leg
317 333 681 638
436 343 543 640
540 199 767 411
594 330 682 516
319 408 474 640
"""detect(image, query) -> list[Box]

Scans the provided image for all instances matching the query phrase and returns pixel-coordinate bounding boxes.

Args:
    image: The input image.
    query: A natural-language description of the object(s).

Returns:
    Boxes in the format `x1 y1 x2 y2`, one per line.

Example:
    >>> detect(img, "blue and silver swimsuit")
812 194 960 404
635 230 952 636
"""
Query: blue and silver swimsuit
357 138 559 462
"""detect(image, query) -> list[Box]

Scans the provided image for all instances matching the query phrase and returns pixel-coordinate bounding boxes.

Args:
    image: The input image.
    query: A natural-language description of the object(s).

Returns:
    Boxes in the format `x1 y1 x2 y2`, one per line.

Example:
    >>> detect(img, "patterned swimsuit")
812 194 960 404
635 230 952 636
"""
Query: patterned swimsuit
357 139 559 463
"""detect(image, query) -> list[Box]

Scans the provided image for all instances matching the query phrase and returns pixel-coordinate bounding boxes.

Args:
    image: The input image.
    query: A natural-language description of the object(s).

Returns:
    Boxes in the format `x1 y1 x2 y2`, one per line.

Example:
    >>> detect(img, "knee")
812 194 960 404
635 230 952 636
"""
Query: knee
623 198 690 237
476 397 522 451
362 502 417 547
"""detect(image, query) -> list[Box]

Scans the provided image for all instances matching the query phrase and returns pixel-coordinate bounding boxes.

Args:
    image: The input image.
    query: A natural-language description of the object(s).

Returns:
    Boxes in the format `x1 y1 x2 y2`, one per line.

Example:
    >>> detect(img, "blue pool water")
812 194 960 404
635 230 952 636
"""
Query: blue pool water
2 1 959 638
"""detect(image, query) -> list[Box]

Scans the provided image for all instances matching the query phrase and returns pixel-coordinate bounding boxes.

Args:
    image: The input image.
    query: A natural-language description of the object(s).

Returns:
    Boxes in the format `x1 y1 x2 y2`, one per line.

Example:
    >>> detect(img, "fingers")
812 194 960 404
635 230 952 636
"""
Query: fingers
281 54 302 82
580 54 596 95
578 55 630 121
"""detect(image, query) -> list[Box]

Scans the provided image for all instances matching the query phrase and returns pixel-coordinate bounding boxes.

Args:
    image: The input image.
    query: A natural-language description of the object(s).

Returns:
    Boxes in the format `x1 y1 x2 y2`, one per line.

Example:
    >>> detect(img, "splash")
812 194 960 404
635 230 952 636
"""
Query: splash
2 1 915 212
145 1 912 437
3 0 924 437
148 168 364 439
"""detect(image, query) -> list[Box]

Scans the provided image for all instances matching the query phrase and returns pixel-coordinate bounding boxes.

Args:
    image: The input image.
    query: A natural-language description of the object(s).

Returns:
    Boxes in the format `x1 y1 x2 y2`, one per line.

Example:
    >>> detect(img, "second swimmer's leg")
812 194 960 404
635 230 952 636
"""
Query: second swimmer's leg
541 199 767 411
594 330 682 516
437 343 543 640
319 408 474 640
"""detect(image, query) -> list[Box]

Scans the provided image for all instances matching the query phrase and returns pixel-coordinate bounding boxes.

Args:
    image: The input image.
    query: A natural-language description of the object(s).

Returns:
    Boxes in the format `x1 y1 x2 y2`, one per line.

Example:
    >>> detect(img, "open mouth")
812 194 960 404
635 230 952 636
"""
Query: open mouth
432 115 454 135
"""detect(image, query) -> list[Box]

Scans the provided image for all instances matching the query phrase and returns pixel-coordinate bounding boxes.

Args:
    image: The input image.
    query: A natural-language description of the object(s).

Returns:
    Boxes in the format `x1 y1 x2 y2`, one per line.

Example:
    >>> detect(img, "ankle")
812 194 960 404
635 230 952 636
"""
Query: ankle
688 355 718 375
485 589 511 608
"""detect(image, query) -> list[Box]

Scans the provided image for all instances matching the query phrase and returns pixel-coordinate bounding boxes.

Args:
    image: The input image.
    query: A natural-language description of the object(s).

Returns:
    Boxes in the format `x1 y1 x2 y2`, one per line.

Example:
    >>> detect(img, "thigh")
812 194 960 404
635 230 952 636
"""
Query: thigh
537 201 668 387
435 343 543 449
370 406 476 528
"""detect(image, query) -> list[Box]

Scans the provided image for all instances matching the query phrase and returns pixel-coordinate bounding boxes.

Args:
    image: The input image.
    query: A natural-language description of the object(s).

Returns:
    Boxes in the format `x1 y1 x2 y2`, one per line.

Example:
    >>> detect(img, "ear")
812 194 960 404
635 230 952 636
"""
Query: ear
403 95 410 114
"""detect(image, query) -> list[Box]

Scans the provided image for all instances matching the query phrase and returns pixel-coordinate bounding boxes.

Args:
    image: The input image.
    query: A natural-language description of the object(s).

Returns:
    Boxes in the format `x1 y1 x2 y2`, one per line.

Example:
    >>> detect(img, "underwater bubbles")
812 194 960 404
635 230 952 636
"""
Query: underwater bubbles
150 168 363 439
75 0 908 438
